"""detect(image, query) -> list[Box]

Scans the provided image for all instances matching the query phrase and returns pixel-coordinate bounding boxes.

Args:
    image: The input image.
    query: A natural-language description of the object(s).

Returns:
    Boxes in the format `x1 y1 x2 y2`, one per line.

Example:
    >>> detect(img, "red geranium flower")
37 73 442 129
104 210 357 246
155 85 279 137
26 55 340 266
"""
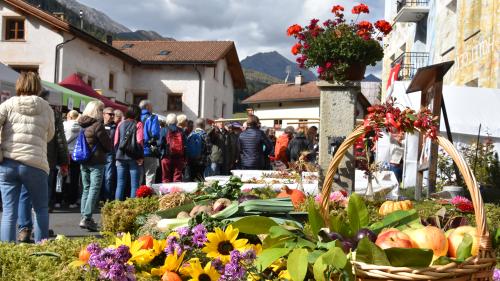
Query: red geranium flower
291 43 302 55
331 5 344 14
375 20 392 35
357 21 373 31
136 185 154 198
352 3 370 14
287 24 302 37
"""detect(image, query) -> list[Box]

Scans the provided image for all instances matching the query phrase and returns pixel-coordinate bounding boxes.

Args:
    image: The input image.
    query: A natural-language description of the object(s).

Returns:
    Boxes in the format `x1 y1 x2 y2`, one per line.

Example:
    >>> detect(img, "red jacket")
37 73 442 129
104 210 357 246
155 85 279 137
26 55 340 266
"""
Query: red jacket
274 134 290 165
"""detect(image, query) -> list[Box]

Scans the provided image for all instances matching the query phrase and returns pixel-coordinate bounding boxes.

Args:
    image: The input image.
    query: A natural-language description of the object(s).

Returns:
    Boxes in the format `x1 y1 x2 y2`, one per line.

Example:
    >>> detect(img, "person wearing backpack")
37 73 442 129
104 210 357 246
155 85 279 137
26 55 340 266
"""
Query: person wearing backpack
238 115 273 170
0 72 55 243
75 101 113 231
185 118 209 181
114 105 144 201
139 100 161 187
159 114 186 183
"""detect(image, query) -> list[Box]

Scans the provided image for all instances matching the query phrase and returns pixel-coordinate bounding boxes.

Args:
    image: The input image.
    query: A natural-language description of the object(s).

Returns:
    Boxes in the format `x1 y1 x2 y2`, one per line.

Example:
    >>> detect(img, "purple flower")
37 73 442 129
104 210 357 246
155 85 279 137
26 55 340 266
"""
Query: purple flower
87 243 102 255
165 236 184 255
177 226 190 237
219 250 250 281
87 246 136 281
241 250 256 264
493 269 500 281
115 245 131 263
212 258 224 273
192 224 208 247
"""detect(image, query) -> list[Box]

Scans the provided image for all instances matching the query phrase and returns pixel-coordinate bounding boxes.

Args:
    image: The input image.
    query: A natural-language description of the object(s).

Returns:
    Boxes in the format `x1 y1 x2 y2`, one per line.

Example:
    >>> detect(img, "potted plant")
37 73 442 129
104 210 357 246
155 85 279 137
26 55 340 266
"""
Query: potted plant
287 3 392 83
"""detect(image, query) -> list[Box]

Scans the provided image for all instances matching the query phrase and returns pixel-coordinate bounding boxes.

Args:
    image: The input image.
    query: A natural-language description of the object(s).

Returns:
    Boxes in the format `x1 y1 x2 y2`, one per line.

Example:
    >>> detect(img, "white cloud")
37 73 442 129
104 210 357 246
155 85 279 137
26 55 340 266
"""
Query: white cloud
78 0 385 76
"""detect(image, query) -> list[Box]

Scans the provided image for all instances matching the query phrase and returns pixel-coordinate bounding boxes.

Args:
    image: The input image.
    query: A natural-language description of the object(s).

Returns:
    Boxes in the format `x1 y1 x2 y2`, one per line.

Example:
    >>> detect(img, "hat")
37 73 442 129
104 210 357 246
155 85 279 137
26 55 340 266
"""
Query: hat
230 122 242 128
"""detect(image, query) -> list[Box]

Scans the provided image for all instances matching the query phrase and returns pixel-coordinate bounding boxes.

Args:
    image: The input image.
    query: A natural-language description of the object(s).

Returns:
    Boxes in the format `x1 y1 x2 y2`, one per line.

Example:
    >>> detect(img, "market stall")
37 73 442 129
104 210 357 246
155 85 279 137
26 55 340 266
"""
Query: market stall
0 62 18 103
42 81 97 111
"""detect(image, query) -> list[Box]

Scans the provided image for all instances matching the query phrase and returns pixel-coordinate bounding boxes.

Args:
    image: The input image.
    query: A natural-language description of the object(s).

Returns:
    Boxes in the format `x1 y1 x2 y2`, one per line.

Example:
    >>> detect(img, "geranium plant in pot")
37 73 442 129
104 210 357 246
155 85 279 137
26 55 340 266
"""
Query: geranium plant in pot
287 3 392 83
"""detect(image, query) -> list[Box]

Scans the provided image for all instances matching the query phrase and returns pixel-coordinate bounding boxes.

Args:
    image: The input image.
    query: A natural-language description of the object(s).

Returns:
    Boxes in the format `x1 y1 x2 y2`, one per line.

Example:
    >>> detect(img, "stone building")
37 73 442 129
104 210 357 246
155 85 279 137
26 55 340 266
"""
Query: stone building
382 0 499 96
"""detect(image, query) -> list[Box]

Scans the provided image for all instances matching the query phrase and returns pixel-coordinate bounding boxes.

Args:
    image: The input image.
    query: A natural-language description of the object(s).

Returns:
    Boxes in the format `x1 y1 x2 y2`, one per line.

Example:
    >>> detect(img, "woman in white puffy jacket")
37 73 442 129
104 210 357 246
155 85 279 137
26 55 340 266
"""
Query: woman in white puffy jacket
0 72 55 242
63 110 81 208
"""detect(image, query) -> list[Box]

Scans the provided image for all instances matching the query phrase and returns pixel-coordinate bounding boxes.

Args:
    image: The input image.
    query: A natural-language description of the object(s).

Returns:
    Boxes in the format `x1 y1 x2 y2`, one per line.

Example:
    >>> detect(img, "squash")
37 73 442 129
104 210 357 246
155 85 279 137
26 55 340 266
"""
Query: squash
137 235 154 250
378 200 413 216
78 248 90 263
277 186 306 208
162 271 182 281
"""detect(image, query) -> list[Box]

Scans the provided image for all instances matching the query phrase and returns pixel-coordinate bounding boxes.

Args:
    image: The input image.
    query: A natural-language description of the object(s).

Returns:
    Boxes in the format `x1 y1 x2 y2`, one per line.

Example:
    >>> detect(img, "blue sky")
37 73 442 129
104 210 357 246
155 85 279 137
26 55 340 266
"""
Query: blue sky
78 0 385 75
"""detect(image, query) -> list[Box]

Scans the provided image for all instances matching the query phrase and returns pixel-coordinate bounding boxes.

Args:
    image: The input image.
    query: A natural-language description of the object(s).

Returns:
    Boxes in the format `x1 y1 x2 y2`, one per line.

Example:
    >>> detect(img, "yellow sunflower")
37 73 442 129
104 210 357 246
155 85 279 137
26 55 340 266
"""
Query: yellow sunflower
202 225 248 263
151 250 185 277
182 258 220 281
114 233 155 265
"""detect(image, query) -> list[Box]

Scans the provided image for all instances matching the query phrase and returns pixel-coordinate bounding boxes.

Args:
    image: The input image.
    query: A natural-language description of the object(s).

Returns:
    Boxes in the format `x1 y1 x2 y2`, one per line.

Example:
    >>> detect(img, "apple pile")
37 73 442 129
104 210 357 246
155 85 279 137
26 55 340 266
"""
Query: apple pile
375 225 479 260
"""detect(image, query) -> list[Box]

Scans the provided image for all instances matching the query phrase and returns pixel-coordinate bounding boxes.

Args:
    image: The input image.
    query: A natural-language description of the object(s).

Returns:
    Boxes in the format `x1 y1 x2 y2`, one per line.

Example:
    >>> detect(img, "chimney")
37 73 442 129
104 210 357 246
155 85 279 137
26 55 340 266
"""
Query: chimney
295 73 303 86
106 35 113 45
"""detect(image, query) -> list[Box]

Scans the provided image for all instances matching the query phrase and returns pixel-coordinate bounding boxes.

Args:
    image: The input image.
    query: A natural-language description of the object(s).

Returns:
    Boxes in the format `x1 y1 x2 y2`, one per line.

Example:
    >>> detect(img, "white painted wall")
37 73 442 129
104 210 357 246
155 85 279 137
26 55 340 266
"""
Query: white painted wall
0 2 63 81
202 59 234 119
252 100 320 128
60 35 133 102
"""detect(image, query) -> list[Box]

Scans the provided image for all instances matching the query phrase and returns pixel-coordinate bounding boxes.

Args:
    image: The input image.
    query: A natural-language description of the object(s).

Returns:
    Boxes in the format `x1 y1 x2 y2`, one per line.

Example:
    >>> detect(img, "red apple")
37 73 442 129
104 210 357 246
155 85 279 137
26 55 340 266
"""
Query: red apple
404 226 448 259
375 228 413 249
447 226 478 258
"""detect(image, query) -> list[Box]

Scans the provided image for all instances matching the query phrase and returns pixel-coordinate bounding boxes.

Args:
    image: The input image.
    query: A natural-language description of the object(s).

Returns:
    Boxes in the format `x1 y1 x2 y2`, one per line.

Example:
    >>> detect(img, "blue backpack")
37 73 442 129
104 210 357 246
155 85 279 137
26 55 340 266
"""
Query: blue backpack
185 131 204 159
72 129 97 163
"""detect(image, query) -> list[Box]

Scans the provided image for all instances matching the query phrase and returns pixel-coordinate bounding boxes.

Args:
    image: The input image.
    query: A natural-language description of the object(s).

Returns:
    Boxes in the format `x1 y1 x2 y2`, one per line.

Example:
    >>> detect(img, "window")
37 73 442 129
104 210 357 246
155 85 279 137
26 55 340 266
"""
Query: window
5 18 25 41
274 119 283 130
221 103 226 118
223 70 227 86
213 98 218 118
133 93 148 105
87 76 95 88
109 72 115 91
10 65 38 73
213 66 218 81
167 93 182 111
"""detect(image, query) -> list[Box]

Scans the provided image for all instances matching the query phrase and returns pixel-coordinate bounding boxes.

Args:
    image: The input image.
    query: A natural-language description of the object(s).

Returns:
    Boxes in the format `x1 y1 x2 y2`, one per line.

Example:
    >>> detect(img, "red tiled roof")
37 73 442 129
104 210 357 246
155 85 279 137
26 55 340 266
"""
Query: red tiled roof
242 82 320 104
113 40 246 89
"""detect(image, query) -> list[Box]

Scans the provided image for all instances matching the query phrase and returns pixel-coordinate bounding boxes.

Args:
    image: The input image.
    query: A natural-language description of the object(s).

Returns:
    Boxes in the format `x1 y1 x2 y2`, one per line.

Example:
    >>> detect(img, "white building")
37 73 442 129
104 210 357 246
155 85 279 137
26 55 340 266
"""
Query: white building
242 75 377 129
0 0 245 119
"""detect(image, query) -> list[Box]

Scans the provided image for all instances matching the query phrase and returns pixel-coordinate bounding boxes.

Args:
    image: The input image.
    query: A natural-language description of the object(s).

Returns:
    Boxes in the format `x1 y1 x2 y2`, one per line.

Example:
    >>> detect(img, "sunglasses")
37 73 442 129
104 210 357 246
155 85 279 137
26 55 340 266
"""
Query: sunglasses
105 113 115 116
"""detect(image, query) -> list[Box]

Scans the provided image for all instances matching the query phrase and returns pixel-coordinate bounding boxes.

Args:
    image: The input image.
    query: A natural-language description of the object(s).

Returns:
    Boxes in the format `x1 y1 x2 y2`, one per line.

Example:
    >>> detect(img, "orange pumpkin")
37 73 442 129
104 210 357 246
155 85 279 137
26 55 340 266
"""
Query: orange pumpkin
277 186 306 208
78 248 91 263
378 200 413 216
137 235 154 250
162 271 182 281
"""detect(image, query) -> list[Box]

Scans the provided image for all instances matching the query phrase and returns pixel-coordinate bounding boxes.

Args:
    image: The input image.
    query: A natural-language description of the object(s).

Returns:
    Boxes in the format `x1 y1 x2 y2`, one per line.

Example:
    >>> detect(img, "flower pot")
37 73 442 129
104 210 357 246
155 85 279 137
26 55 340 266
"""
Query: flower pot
344 63 366 81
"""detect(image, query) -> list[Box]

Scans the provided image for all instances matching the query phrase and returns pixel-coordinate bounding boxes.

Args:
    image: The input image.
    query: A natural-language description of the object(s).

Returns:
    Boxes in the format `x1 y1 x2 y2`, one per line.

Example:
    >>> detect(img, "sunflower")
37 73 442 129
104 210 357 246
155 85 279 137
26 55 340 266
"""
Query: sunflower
114 232 155 265
202 225 248 263
151 250 185 277
182 259 220 281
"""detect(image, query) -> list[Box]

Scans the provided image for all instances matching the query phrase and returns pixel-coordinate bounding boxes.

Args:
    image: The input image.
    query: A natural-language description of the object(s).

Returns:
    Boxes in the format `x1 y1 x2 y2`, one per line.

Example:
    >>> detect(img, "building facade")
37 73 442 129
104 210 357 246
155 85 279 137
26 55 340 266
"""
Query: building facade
382 0 499 96
0 0 245 119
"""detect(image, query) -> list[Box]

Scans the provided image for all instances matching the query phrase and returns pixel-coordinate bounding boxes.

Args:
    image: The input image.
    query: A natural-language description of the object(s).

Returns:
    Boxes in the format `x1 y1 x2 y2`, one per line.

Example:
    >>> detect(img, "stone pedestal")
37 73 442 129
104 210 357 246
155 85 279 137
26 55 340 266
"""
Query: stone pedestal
317 81 360 193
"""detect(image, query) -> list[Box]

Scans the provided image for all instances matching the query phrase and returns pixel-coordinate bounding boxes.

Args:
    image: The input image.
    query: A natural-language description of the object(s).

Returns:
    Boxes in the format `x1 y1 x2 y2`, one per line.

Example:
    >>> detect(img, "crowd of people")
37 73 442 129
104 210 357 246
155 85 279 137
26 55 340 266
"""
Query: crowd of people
0 72 319 243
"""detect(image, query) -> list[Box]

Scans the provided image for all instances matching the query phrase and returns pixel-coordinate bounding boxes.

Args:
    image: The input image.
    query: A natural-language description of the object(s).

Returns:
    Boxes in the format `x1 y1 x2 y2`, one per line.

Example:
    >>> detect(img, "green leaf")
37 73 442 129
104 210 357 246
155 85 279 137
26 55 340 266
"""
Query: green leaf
347 193 369 234
385 248 433 267
269 226 296 239
230 216 278 235
308 250 325 264
308 199 325 236
369 209 419 234
255 248 291 272
355 237 390 266
456 233 473 260
313 247 347 281
329 214 352 238
317 240 343 250
493 228 500 249
211 202 239 219
296 238 316 249
432 256 455 265
288 248 309 281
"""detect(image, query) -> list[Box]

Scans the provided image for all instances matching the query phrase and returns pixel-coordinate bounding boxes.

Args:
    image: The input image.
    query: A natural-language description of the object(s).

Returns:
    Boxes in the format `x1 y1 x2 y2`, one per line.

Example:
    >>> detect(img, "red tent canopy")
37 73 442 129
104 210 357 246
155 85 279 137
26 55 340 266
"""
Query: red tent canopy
59 74 128 112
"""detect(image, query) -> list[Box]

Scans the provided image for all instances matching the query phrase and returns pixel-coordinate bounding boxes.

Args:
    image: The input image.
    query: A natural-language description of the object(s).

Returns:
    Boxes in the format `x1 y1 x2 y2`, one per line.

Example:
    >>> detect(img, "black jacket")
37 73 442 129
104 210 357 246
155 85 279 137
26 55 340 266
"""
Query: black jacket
287 134 311 162
78 116 113 165
238 127 273 169
47 109 69 169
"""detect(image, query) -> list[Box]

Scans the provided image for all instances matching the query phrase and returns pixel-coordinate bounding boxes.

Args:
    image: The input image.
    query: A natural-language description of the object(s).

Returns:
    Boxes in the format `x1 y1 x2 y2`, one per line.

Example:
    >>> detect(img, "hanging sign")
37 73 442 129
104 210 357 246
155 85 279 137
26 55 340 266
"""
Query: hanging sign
67 97 74 110
80 100 86 112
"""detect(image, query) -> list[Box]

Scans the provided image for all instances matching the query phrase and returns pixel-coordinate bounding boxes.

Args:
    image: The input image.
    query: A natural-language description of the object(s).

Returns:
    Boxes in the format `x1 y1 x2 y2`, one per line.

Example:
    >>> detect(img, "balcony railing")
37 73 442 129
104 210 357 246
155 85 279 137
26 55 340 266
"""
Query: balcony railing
391 52 429 80
395 0 429 22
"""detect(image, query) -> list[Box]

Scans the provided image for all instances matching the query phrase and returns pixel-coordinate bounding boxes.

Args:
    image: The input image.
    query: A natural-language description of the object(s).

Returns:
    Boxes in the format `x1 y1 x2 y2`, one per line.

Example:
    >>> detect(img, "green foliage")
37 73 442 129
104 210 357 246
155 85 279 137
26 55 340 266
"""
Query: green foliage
101 197 159 234
385 248 433 267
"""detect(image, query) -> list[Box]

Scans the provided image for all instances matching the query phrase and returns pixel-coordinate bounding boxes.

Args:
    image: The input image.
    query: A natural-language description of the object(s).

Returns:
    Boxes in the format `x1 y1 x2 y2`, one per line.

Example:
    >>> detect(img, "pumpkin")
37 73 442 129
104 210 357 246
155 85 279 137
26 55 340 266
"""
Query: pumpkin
277 186 306 208
162 271 182 281
137 235 154 250
378 200 413 216
78 248 91 263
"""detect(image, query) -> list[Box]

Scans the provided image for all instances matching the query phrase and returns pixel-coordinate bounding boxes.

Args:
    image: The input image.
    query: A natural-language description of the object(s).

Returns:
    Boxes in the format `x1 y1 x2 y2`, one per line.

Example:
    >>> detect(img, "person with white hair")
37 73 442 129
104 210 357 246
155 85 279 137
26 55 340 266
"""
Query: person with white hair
63 110 82 209
76 100 113 231
159 113 186 182
177 114 188 129
139 100 160 186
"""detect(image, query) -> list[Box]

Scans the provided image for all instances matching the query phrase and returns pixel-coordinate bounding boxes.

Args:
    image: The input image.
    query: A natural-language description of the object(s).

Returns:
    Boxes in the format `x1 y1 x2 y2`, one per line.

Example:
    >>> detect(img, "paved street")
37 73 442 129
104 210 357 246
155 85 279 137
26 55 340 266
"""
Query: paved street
0 208 102 240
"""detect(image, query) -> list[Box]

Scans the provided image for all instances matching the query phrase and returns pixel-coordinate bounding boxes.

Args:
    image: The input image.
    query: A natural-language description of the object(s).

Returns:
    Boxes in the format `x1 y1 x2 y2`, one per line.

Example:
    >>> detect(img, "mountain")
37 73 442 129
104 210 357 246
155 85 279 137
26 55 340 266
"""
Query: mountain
115 30 174 41
25 0 173 41
241 51 317 82
55 0 130 33
233 69 282 113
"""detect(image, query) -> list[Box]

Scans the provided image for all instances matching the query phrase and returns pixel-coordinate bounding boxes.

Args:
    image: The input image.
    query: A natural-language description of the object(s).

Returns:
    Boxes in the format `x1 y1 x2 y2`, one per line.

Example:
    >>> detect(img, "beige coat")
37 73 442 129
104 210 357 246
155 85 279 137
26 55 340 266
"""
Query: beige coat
0 96 55 174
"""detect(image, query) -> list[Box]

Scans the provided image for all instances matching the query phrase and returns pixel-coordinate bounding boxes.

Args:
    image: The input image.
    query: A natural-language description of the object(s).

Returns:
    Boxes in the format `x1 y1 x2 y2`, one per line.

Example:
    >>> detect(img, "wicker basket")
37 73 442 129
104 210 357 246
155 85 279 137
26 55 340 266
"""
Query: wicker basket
319 126 496 281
